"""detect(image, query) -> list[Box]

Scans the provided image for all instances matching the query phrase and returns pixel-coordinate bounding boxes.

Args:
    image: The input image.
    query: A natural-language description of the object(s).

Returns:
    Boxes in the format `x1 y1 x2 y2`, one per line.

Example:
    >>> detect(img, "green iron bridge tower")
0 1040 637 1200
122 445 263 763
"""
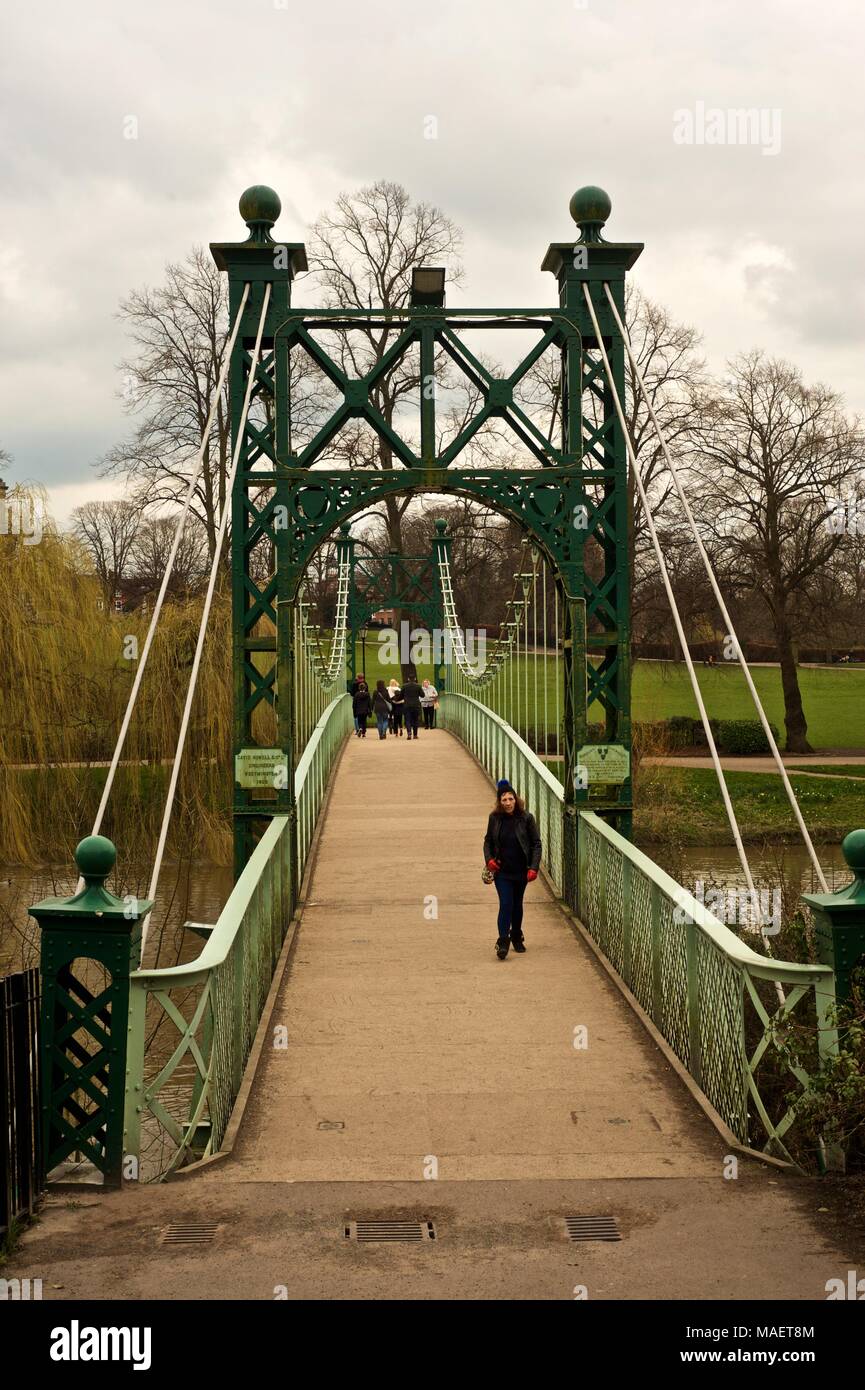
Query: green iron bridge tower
212 184 642 909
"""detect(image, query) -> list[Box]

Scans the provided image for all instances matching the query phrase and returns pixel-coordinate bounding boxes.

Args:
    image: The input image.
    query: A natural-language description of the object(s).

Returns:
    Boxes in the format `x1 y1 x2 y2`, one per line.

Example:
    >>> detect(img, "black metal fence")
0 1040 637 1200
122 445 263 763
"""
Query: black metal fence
1 968 42 1235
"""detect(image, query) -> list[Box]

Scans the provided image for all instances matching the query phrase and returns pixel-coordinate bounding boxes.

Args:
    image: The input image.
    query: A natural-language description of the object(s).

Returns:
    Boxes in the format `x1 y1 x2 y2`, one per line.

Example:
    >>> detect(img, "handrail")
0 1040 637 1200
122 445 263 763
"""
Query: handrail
440 689 563 797
580 810 832 986
132 693 349 988
125 692 352 1179
439 689 837 1162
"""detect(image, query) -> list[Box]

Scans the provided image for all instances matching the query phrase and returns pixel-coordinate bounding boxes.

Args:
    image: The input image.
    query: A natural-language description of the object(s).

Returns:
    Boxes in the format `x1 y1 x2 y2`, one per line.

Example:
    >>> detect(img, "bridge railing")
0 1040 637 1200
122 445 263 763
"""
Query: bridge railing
438 691 565 891
439 691 837 1163
124 692 352 1180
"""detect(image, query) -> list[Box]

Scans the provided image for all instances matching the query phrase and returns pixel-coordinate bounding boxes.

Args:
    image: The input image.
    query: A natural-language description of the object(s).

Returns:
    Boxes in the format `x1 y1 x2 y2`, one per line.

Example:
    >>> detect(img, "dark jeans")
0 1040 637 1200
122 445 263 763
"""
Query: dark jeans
375 713 389 738
494 876 526 940
422 705 435 729
404 708 420 738
391 709 404 733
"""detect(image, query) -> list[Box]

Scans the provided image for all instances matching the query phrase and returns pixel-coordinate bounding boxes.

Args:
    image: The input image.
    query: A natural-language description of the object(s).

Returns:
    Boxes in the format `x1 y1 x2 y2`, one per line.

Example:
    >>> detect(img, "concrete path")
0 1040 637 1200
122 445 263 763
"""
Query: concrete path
201 726 720 1184
645 754 865 778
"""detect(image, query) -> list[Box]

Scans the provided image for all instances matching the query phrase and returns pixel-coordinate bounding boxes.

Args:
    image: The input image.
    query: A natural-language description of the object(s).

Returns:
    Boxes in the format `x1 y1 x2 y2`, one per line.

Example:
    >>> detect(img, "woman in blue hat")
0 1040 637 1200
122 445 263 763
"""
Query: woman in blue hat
483 779 542 960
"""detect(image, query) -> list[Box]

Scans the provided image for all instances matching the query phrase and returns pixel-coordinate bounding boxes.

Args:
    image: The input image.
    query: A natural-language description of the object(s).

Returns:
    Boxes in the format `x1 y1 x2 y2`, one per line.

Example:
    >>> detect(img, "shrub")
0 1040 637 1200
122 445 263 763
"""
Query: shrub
714 719 779 755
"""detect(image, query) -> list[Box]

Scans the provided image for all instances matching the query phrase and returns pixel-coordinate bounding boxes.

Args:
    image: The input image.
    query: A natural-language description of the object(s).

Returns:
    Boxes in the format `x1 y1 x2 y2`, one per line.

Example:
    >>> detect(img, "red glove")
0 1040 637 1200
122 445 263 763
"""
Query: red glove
526 869 538 882
486 859 500 872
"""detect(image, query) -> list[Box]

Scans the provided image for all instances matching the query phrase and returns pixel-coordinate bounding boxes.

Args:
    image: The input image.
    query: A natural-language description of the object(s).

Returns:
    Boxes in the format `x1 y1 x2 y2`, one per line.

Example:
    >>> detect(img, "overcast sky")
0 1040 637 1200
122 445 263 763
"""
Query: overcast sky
2 0 864 526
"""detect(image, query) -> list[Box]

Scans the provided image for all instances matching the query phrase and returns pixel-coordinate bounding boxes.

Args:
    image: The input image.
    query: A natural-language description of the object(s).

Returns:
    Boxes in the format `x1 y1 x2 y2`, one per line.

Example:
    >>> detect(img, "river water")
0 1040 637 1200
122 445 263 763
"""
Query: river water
1 841 854 975
658 840 851 897
0 860 234 976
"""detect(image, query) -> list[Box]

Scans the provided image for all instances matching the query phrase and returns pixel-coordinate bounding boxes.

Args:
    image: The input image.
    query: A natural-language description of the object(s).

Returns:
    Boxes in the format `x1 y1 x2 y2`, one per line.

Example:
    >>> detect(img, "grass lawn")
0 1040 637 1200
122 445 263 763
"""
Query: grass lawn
348 639 865 751
631 663 865 751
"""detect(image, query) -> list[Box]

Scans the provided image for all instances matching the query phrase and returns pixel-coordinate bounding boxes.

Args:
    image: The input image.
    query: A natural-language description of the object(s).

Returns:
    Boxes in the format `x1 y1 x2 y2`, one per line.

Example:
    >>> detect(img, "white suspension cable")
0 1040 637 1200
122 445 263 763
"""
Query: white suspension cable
143 285 272 943
304 552 351 690
437 545 539 684
87 283 251 856
581 285 775 956
602 283 830 894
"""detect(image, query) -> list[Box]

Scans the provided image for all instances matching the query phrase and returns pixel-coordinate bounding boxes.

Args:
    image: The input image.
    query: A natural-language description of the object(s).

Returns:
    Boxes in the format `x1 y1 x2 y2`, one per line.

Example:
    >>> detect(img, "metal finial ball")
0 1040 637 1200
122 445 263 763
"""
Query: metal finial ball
434 519 448 534
569 185 612 229
239 185 282 229
841 828 865 876
75 834 117 882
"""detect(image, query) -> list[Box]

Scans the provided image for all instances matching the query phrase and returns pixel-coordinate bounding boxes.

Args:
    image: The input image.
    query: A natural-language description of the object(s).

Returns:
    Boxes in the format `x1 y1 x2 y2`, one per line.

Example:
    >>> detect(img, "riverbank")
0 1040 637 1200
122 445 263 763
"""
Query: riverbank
541 758 865 848
636 766 865 847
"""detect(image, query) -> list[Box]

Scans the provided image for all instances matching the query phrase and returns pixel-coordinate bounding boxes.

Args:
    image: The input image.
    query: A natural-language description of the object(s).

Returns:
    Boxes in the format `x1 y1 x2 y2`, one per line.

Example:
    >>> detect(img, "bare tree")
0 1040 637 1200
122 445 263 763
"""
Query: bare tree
305 182 464 673
71 499 142 595
307 182 464 547
520 286 708 630
100 248 231 564
690 352 864 751
128 514 209 598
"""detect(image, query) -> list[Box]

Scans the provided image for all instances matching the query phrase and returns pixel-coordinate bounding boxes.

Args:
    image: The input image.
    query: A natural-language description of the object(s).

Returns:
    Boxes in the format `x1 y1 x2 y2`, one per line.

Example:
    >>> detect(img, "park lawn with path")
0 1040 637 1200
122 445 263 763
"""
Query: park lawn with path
350 642 865 750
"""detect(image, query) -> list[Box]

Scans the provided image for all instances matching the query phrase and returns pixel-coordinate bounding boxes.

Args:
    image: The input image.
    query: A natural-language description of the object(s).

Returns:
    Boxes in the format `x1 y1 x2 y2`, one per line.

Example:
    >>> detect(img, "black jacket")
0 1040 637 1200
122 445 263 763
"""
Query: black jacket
352 687 372 716
400 681 424 710
372 688 392 715
483 811 542 872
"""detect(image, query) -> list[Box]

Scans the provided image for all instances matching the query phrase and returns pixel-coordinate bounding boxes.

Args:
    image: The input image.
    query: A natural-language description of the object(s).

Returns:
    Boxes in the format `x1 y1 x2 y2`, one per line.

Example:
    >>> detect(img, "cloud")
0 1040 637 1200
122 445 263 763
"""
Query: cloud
2 0 864 520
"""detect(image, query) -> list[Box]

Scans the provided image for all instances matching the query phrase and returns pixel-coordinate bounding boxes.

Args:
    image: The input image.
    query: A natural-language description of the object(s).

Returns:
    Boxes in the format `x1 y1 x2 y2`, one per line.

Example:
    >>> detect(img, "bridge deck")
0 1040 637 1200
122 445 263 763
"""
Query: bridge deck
206 727 721 1183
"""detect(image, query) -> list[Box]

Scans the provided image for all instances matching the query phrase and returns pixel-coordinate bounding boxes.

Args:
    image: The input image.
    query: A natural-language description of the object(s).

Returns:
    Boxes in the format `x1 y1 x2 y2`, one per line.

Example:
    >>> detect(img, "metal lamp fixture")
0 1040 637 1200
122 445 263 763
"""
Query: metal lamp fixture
410 266 446 307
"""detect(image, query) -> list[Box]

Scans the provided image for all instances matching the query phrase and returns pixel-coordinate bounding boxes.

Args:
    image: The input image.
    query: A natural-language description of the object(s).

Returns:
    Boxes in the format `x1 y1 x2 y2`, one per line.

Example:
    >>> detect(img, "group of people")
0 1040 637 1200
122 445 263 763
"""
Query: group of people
350 673 439 740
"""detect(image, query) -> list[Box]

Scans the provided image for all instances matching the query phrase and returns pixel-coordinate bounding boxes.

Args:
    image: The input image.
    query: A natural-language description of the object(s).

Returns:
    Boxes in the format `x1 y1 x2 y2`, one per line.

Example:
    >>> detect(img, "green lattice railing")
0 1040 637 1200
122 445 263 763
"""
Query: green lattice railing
124 693 353 1180
440 691 837 1163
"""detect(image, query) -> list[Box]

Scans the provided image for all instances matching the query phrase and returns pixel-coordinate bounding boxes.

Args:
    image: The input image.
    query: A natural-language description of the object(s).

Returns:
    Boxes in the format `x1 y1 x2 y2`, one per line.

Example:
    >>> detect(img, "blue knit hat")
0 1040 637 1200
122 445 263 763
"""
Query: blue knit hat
497 779 513 792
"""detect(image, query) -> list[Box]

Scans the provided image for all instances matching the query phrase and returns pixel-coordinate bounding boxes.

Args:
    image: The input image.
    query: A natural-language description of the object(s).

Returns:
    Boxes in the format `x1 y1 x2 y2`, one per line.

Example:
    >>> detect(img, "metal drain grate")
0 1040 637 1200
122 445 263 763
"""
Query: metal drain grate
565 1215 621 1242
160 1222 219 1246
344 1220 436 1242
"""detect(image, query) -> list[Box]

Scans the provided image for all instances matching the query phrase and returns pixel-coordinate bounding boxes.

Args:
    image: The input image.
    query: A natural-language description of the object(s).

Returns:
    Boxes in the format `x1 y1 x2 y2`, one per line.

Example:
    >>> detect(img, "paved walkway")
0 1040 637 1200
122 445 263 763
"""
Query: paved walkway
203 727 720 1184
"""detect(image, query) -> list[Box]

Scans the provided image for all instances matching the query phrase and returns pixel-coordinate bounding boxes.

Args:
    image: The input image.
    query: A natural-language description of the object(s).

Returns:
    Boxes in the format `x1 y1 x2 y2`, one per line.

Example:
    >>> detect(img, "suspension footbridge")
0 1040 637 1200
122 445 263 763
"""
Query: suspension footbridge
14 185 865 1301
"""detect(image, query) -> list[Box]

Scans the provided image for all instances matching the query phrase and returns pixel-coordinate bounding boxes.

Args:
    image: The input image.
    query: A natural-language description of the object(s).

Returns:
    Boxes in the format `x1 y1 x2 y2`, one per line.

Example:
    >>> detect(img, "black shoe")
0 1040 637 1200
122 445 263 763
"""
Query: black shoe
495 938 509 960
511 932 526 953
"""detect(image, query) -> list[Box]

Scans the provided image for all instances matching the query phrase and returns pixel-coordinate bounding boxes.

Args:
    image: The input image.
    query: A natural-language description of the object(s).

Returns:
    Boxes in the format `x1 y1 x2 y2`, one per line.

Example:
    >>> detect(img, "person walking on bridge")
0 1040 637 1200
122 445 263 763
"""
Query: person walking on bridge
352 679 371 738
387 678 404 736
350 673 367 734
420 678 438 730
483 779 541 960
372 680 392 740
400 671 423 740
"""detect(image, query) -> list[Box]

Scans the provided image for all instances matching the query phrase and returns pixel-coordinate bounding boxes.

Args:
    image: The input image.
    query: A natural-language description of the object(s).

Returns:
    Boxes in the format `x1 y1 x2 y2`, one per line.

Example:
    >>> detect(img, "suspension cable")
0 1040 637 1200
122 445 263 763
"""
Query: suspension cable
437 542 539 683
143 285 272 939
581 285 767 926
88 283 251 848
602 284 830 894
303 552 351 689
